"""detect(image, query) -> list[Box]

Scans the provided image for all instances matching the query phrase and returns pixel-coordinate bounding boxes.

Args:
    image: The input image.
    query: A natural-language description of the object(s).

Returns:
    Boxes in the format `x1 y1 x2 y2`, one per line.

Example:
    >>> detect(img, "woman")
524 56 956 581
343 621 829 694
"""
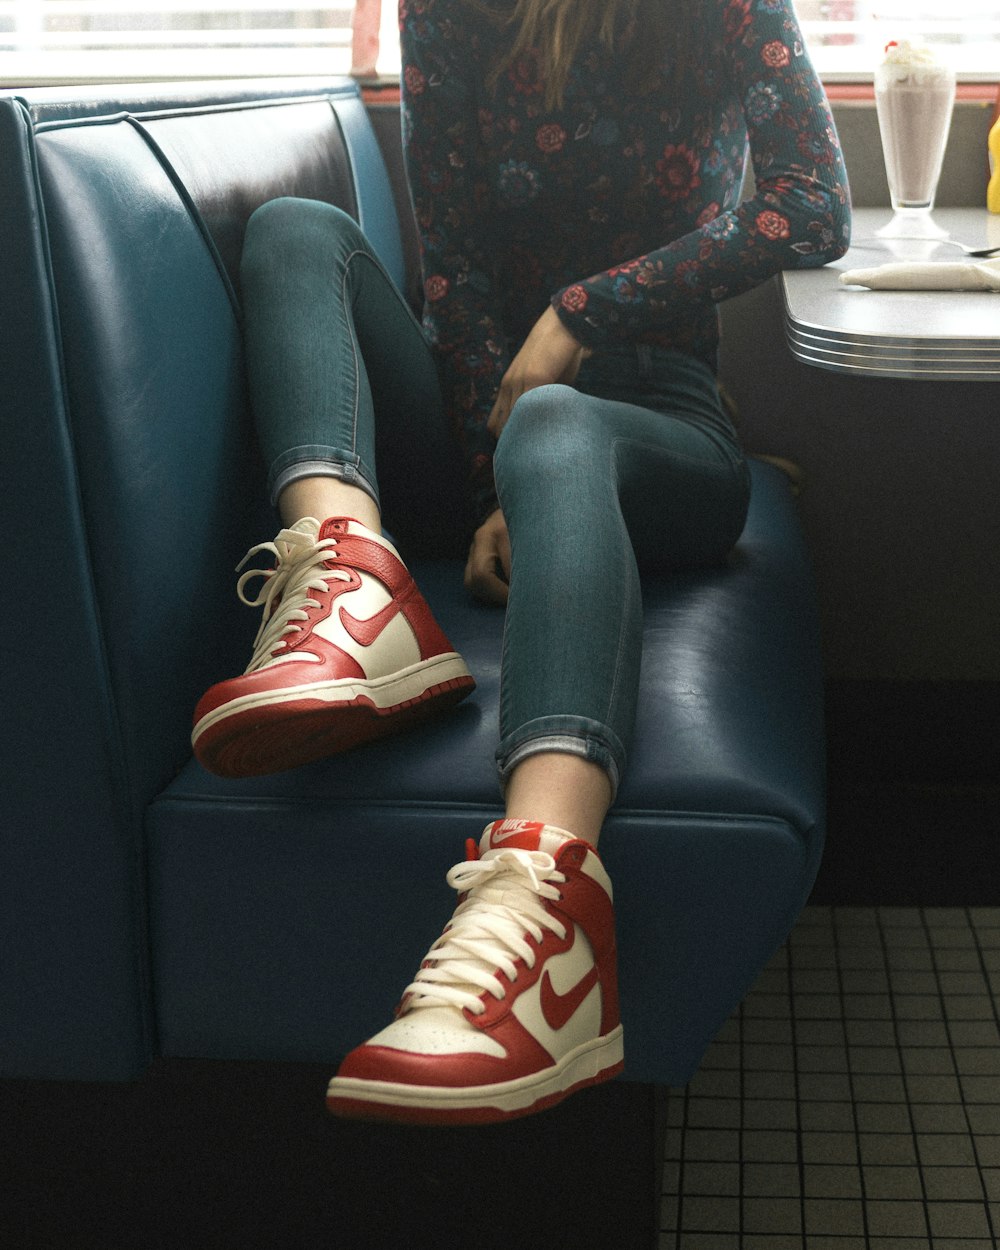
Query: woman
192 0 850 1124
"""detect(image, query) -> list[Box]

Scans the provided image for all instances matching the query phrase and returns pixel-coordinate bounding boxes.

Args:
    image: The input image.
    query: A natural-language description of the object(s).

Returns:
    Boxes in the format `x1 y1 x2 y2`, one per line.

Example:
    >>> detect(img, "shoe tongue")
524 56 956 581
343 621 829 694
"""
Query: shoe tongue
317 517 402 558
480 819 575 858
288 516 321 538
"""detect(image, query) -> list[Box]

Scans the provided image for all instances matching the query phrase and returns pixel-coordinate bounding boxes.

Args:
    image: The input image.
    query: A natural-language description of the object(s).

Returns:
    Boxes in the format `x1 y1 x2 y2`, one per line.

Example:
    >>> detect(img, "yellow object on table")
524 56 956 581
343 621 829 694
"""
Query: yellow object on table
988 112 1000 214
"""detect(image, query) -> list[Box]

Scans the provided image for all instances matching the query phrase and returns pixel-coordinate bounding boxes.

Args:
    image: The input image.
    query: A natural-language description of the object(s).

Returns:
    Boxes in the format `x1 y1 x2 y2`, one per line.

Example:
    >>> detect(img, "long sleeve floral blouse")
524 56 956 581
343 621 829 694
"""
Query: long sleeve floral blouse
400 0 851 520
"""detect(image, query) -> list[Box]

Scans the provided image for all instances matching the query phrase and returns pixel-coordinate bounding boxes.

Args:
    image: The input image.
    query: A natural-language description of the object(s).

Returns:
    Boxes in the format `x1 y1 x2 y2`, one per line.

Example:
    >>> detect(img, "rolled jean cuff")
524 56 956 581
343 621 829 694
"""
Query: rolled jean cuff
495 716 625 804
268 445 380 510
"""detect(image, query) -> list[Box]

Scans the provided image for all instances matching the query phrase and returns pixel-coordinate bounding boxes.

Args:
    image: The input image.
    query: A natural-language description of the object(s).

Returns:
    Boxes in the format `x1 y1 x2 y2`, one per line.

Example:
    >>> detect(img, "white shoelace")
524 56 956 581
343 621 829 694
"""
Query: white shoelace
235 524 352 672
401 849 569 1016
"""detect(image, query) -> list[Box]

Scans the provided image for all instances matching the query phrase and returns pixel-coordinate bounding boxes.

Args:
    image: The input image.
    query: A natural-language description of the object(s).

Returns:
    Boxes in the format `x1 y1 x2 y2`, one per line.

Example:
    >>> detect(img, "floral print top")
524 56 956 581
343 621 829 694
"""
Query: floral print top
400 0 851 520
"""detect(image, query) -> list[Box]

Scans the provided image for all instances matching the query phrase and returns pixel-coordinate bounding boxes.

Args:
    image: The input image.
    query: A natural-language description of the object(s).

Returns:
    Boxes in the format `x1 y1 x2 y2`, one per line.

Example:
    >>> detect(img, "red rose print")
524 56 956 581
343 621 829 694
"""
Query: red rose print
536 122 567 154
722 0 751 44
756 210 791 240
656 144 701 201
607 259 641 279
509 54 543 95
696 202 722 228
560 285 589 313
762 41 791 68
404 65 426 96
425 274 450 301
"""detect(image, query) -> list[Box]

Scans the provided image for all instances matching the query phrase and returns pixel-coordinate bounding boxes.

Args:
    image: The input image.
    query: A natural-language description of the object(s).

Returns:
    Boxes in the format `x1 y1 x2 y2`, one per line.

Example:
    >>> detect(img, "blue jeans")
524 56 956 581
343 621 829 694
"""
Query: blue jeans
240 198 751 798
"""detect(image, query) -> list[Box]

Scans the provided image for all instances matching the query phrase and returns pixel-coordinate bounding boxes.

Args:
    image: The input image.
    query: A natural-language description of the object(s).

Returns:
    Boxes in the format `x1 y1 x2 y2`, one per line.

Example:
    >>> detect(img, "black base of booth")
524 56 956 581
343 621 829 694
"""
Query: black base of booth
2 1062 668 1249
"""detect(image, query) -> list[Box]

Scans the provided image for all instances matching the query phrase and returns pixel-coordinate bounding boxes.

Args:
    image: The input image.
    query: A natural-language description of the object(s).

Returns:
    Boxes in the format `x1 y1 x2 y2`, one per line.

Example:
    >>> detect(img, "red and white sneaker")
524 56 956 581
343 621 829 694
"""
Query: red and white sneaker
192 517 474 777
326 820 623 1125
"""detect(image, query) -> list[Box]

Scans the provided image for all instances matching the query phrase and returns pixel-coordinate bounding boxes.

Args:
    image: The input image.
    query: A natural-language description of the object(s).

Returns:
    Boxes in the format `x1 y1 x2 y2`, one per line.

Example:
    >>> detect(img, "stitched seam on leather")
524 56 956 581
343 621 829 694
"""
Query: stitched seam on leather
125 115 241 320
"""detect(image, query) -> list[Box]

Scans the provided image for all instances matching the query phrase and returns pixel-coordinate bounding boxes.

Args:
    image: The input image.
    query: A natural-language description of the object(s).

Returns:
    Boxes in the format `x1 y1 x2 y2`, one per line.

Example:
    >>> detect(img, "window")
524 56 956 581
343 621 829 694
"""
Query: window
800 1 1000 79
1 1 997 86
0 1 361 82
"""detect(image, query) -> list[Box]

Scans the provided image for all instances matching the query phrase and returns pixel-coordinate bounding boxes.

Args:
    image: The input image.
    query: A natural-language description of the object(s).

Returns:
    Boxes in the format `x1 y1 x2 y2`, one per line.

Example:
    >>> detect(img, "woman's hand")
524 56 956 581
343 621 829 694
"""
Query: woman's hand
487 305 591 438
464 508 511 605
470 309 587 604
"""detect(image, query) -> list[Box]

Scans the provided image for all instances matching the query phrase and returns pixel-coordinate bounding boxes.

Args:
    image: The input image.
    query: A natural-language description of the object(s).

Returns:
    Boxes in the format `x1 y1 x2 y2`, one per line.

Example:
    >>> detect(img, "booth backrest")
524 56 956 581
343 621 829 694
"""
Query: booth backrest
0 80 400 1075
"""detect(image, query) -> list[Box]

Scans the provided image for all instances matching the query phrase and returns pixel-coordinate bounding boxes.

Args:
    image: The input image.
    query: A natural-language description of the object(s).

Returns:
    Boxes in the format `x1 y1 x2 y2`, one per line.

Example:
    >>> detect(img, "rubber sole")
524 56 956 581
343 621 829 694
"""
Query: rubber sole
192 657 474 778
325 1027 625 1126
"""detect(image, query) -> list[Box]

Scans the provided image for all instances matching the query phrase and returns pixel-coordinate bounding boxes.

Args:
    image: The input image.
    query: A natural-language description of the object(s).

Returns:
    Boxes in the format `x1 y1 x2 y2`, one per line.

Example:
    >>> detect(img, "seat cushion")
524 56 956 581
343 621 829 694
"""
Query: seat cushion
147 461 824 1083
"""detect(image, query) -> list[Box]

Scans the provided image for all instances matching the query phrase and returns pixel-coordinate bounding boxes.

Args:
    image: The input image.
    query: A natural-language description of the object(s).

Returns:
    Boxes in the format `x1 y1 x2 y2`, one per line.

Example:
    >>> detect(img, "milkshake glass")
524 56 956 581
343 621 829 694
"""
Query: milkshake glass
874 40 956 239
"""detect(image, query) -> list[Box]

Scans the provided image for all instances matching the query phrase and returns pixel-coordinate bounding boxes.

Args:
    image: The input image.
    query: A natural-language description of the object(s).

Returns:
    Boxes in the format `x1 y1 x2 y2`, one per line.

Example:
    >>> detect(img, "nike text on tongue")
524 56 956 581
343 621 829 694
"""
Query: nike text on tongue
489 818 544 845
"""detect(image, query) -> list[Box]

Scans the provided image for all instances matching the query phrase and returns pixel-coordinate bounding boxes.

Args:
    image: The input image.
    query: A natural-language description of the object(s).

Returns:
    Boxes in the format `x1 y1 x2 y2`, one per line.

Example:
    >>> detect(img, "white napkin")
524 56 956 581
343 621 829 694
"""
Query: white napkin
840 259 1000 291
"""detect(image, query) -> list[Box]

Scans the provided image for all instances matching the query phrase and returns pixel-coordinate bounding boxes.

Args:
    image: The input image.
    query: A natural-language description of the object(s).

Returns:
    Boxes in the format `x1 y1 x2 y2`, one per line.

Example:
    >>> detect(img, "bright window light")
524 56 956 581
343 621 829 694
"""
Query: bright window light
0 1 997 86
797 1 1000 80
0 1 356 83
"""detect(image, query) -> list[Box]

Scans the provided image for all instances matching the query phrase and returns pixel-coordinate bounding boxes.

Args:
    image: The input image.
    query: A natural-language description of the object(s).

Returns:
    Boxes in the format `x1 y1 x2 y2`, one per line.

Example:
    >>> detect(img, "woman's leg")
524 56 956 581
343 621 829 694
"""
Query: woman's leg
239 197 468 553
192 199 474 777
493 368 751 842
327 359 748 1126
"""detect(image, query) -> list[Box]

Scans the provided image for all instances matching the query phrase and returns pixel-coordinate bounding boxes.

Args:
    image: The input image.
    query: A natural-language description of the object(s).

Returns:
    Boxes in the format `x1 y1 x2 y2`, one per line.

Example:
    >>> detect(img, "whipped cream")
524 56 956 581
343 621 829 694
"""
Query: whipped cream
879 39 953 85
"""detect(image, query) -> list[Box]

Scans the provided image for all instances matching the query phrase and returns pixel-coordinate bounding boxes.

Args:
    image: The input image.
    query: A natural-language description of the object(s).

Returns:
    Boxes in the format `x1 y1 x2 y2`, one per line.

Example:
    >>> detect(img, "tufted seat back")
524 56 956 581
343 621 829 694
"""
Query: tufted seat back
0 81 404 1076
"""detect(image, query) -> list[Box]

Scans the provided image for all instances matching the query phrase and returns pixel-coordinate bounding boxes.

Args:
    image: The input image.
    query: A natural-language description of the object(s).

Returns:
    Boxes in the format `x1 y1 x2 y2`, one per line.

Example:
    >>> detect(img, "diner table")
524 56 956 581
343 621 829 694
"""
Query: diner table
782 207 1000 381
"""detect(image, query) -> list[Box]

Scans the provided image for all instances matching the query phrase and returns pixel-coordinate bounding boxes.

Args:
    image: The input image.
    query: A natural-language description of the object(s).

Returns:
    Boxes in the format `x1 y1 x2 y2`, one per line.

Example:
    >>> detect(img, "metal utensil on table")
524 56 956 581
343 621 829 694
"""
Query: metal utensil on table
851 238 1000 258
924 239 1000 258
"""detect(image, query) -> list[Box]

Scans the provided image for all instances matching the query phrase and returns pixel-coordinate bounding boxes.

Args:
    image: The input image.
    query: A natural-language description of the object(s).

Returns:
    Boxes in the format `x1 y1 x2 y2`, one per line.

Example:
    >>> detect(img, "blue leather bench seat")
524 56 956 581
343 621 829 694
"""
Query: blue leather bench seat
0 80 824 1084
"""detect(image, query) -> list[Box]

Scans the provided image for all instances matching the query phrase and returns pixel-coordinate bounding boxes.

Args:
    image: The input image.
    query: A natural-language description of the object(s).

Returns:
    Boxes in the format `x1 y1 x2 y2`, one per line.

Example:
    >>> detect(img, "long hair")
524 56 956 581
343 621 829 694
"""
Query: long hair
469 0 682 111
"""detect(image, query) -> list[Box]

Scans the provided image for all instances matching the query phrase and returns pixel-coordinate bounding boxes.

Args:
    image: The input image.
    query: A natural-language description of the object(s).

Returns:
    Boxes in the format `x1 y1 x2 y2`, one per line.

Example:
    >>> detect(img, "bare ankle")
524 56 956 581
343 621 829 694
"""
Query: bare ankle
503 753 612 848
278 476 381 533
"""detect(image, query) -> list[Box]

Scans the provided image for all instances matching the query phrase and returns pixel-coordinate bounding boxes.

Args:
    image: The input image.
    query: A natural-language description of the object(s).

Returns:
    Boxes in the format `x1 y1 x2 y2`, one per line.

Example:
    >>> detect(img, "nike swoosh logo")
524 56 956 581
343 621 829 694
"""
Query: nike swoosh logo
491 829 531 845
339 597 404 648
539 964 600 1032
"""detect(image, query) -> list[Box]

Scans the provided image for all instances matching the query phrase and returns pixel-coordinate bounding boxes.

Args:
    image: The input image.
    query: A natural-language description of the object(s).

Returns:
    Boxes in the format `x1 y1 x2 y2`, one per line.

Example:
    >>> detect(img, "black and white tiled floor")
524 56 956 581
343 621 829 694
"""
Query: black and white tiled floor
660 906 1000 1249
